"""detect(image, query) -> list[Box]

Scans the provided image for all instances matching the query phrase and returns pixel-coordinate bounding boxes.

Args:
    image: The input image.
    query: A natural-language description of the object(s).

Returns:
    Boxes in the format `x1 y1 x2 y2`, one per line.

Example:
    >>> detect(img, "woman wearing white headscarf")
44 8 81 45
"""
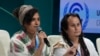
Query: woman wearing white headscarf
9 5 49 56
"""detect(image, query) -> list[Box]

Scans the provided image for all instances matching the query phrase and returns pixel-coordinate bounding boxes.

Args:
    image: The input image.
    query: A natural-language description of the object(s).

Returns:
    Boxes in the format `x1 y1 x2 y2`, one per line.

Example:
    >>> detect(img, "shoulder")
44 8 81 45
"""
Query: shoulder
83 37 93 45
10 31 27 53
83 37 96 50
83 37 99 56
11 30 26 41
10 31 26 47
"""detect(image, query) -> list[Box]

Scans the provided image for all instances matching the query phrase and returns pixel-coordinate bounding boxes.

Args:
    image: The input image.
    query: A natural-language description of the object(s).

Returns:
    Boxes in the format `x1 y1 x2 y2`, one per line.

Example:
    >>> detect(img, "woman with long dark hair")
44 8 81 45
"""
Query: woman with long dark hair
52 13 98 56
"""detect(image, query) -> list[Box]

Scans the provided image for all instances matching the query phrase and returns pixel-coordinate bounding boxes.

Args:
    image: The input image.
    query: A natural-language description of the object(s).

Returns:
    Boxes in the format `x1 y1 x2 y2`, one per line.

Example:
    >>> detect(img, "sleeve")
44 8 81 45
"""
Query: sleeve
84 38 99 56
9 39 31 56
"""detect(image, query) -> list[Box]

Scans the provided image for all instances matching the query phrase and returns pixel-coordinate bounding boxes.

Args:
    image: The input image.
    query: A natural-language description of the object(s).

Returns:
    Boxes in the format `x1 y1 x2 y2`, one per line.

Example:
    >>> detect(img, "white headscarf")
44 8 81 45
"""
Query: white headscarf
18 5 33 25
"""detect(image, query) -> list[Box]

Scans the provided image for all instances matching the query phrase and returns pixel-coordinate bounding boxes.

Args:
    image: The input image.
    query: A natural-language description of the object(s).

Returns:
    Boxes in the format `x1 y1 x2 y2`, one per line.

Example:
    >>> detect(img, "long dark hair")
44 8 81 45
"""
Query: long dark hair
61 13 90 56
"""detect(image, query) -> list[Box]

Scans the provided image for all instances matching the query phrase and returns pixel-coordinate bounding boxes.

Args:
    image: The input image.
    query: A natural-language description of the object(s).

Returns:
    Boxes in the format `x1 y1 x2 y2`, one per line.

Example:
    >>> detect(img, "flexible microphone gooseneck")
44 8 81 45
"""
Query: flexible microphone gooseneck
37 27 50 47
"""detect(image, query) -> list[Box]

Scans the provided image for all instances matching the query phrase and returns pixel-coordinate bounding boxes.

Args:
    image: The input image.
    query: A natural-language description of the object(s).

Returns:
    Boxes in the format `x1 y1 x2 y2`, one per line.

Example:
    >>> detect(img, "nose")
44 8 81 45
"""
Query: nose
35 20 40 26
75 26 78 30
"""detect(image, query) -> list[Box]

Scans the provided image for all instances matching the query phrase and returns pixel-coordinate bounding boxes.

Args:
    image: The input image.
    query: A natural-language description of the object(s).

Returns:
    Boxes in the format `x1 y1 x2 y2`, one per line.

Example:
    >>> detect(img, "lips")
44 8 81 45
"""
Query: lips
33 26 38 31
74 31 80 33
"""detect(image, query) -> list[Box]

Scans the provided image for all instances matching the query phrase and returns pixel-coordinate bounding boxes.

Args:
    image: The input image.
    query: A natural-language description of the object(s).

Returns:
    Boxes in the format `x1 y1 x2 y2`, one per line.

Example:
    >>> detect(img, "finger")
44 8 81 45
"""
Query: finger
38 32 46 39
69 46 77 55
43 32 47 38
40 31 47 38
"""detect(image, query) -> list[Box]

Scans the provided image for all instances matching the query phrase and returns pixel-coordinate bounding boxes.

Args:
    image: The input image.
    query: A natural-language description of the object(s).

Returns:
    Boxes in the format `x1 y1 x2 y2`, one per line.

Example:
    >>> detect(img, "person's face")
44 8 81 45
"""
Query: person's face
24 12 40 34
66 16 82 38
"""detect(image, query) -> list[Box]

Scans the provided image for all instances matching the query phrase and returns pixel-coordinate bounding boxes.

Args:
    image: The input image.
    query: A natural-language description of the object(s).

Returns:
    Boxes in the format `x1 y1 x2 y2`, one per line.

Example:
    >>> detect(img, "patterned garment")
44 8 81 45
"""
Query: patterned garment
9 30 48 56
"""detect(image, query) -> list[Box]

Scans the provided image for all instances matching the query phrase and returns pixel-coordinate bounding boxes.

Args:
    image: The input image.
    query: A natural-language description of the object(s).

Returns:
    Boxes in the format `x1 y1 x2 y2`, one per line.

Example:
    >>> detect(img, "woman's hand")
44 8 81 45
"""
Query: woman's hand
64 45 77 56
33 31 47 56
38 31 47 44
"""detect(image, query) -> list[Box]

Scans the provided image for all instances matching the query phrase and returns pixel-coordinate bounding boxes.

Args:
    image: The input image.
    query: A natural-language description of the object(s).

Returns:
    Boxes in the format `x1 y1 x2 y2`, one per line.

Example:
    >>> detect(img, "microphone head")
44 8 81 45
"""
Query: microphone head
37 27 42 32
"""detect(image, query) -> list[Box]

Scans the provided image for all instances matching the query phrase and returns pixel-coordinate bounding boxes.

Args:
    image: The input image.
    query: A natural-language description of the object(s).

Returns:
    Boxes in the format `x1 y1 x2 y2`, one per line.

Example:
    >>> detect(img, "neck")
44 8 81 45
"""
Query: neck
27 32 36 40
70 36 79 44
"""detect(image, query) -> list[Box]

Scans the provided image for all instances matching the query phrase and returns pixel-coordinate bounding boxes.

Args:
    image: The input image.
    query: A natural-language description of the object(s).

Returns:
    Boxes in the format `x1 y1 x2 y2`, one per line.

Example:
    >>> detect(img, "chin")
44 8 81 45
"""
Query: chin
75 33 81 36
30 31 35 34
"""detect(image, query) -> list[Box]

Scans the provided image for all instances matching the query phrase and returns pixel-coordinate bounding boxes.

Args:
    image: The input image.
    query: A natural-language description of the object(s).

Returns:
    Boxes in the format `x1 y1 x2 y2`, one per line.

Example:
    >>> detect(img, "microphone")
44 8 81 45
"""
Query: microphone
37 27 50 47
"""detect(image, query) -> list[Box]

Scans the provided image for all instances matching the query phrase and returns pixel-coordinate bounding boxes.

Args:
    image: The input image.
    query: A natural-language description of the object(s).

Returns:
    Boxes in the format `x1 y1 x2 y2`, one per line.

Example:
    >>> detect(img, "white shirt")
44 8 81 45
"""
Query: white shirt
52 38 98 56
